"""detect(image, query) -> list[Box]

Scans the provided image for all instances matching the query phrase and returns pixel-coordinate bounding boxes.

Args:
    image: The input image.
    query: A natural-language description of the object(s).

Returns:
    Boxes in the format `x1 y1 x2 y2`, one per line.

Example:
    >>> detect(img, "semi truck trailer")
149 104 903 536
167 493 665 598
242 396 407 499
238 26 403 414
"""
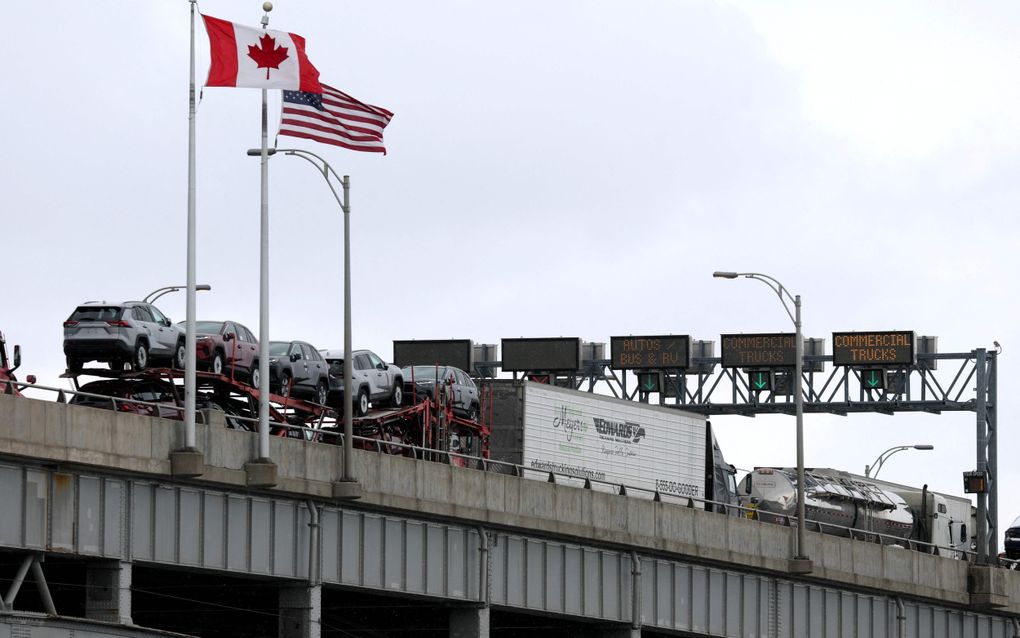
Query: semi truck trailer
484 380 739 510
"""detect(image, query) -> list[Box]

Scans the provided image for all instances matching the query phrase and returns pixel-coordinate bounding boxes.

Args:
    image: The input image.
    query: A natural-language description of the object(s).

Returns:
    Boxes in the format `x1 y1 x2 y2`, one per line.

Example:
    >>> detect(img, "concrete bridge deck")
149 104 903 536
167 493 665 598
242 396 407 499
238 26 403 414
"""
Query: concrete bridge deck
0 392 1017 637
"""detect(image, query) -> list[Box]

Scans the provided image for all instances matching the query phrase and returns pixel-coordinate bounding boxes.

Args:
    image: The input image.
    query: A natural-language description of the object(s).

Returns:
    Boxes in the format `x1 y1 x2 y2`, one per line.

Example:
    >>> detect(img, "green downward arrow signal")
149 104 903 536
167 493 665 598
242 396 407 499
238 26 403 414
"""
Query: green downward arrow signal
643 379 656 391
867 371 881 388
753 373 767 390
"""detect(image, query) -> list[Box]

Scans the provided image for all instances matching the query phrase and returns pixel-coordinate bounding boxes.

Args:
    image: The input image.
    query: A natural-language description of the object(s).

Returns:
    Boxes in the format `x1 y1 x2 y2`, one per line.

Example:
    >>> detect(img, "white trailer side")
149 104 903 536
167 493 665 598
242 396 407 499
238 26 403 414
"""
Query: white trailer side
486 380 709 504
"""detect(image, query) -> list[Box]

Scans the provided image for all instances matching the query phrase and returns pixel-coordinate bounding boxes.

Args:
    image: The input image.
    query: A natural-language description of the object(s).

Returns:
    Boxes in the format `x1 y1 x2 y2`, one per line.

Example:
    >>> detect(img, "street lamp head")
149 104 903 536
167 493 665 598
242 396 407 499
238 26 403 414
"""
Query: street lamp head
196 284 211 292
913 444 934 450
246 148 278 156
713 271 739 279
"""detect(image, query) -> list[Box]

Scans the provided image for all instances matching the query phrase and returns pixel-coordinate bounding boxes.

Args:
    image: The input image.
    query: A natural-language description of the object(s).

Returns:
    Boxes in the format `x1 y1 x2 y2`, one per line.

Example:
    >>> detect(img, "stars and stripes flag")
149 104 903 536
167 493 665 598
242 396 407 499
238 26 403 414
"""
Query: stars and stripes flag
278 84 393 154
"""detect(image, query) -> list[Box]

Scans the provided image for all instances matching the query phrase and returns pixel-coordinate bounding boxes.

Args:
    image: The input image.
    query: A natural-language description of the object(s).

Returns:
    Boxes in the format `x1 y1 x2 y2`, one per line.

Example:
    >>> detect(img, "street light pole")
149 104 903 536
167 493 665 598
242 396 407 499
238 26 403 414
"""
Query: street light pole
793 292 805 567
143 284 211 305
865 444 934 478
714 270 812 573
246 147 359 493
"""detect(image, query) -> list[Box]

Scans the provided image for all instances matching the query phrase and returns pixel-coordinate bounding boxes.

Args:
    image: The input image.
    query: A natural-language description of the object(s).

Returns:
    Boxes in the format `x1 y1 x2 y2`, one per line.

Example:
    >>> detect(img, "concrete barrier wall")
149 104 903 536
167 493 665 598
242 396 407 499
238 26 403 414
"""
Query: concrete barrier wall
0 393 999 612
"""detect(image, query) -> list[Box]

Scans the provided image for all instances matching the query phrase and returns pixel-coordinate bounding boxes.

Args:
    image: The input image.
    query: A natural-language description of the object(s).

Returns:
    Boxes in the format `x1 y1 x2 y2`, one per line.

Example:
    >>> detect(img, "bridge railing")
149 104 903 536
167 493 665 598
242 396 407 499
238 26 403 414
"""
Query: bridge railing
0 378 982 562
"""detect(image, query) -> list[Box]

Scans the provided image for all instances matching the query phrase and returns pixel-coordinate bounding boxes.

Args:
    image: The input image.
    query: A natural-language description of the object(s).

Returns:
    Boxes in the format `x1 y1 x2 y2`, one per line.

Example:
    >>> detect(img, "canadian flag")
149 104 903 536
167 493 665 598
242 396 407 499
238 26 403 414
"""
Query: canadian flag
202 14 322 93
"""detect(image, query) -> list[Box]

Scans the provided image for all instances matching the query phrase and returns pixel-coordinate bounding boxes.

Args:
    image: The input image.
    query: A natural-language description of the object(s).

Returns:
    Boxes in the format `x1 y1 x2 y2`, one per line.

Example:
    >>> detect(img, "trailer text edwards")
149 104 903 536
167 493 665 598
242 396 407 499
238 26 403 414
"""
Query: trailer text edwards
484 380 738 510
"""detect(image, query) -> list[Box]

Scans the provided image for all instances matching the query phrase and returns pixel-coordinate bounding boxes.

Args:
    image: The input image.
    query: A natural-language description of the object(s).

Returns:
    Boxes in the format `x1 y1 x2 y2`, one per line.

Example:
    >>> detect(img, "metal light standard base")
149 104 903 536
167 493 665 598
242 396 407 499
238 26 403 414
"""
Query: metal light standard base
714 271 812 574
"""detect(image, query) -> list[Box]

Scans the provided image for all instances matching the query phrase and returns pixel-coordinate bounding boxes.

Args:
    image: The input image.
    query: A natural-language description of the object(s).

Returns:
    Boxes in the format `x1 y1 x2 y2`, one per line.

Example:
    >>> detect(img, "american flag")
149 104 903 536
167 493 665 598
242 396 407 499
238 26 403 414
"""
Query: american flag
278 84 393 154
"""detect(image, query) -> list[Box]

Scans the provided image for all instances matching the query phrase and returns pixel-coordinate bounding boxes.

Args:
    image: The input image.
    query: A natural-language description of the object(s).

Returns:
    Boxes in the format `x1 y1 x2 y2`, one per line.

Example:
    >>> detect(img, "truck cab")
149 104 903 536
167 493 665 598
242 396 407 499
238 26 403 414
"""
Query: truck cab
705 424 739 514
0 331 23 396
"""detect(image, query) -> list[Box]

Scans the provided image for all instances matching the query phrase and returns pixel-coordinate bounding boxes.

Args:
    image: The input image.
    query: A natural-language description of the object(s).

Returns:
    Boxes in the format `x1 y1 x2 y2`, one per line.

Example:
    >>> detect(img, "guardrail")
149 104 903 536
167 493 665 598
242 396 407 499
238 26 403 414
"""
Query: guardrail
0 378 984 563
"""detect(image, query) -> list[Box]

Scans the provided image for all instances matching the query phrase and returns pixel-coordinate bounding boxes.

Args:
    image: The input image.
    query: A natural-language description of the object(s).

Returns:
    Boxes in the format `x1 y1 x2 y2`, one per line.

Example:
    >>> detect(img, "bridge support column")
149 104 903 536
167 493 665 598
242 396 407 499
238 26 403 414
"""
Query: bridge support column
86 560 131 625
279 583 321 638
449 606 489 638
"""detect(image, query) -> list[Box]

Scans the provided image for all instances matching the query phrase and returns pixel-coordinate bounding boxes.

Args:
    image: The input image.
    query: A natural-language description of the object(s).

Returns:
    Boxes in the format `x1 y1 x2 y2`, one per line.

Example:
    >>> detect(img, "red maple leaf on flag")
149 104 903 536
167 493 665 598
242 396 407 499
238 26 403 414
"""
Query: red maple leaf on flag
247 33 289 79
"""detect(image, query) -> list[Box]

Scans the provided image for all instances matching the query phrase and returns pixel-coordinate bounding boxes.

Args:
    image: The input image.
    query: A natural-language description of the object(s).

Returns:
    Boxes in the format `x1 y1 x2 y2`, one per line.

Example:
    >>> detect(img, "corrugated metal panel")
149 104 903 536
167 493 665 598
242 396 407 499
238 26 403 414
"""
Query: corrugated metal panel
316 509 475 601
489 532 627 622
179 488 201 566
225 494 247 572
201 491 225 570
104 479 125 558
24 469 47 549
0 465 21 546
273 500 297 577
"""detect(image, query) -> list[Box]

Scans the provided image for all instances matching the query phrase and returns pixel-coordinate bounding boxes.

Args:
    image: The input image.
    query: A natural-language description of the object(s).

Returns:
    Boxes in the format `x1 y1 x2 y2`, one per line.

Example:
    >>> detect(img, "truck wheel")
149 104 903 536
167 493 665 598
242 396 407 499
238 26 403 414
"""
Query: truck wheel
133 342 149 371
172 340 186 369
67 357 82 374
355 387 370 416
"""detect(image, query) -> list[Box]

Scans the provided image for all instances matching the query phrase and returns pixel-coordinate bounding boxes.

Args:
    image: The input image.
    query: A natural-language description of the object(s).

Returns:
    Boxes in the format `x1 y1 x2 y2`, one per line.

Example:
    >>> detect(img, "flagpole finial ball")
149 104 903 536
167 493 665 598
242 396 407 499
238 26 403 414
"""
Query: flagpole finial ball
263 2 273 12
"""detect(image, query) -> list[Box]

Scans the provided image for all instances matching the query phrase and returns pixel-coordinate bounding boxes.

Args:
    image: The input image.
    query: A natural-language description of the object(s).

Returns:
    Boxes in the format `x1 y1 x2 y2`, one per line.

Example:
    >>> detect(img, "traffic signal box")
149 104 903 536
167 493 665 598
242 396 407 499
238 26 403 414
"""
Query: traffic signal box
963 470 988 494
747 370 774 393
637 372 661 394
861 368 886 390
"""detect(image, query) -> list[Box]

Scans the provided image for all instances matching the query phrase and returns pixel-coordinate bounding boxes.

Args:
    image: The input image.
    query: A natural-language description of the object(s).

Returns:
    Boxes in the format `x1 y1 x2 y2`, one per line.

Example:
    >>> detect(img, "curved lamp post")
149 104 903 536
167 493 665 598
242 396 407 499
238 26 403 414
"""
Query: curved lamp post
865 444 934 478
143 283 210 455
714 270 811 573
143 284 211 305
246 147 356 486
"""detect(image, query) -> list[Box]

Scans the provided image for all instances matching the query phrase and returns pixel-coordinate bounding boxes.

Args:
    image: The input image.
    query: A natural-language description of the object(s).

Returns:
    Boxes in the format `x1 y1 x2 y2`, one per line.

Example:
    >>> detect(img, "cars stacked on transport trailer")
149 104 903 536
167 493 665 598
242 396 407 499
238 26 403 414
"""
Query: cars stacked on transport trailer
63 301 185 372
69 378 183 418
180 320 260 385
268 340 330 404
401 364 479 420
320 348 403 416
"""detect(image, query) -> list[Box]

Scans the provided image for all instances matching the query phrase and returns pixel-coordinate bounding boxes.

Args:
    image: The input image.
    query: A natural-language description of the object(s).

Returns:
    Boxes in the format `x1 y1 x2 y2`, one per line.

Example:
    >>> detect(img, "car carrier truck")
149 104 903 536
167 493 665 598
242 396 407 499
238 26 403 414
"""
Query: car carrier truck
483 380 739 511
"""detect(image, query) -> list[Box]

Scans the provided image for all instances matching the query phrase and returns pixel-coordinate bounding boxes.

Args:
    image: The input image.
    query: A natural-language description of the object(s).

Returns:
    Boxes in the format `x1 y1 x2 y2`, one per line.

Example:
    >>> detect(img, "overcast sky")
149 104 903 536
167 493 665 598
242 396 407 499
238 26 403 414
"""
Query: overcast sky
4 2 1019 536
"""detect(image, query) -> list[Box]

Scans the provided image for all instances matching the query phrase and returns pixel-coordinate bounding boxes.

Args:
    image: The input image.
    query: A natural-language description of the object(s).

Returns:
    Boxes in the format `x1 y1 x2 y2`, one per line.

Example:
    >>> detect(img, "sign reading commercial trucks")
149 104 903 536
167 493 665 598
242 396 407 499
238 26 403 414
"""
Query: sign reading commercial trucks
832 331 915 366
610 335 690 370
520 382 707 502
720 333 797 368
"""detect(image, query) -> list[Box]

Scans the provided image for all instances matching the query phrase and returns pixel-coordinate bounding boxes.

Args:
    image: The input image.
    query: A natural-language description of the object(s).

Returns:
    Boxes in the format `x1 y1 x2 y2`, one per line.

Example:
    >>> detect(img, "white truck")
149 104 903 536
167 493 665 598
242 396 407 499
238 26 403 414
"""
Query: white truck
484 380 739 511
740 467 975 556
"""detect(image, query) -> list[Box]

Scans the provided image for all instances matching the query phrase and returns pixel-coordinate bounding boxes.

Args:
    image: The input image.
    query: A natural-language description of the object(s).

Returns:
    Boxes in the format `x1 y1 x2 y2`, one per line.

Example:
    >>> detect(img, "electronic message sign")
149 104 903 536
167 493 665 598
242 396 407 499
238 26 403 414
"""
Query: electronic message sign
393 339 473 371
610 335 690 370
721 333 797 368
832 331 915 366
501 337 581 372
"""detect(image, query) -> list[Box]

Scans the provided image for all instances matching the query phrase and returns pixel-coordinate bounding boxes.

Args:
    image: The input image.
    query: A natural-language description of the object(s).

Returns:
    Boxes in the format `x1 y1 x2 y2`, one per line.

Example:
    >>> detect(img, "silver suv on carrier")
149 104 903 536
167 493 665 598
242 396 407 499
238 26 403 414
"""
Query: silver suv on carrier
320 348 403 416
63 301 186 373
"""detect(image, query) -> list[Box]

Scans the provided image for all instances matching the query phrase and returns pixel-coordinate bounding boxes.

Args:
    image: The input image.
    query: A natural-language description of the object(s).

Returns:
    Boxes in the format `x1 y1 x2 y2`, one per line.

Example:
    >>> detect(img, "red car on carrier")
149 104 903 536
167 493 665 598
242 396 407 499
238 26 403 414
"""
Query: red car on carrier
178 320 260 386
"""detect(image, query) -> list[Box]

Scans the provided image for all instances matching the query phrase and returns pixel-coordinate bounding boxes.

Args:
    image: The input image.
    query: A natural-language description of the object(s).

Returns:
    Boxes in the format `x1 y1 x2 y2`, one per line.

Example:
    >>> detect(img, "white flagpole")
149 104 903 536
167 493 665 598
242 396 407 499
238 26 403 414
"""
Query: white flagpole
257 3 272 461
184 0 198 450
